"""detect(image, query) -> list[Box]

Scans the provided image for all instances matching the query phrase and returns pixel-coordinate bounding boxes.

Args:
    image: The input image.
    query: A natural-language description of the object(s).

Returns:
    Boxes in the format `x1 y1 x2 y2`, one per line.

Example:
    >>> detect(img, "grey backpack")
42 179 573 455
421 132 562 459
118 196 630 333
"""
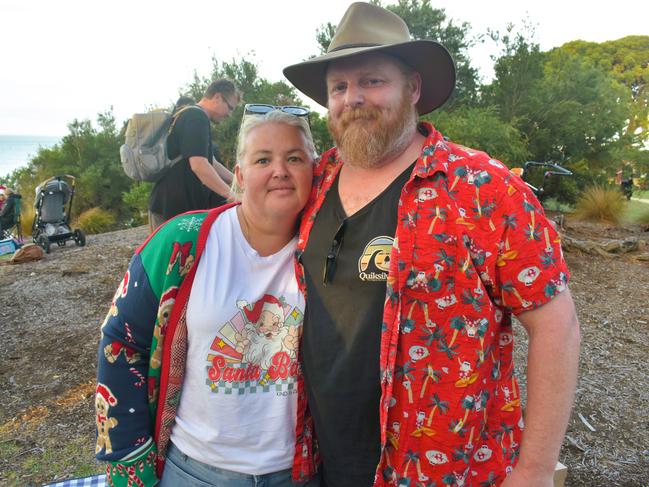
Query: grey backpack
119 106 198 182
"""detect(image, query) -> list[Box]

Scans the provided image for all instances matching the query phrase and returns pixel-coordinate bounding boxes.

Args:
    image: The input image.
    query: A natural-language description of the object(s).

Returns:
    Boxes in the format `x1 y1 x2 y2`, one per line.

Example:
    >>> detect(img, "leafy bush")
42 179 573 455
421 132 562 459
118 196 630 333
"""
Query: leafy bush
574 186 626 224
75 207 116 234
543 197 574 213
122 182 152 216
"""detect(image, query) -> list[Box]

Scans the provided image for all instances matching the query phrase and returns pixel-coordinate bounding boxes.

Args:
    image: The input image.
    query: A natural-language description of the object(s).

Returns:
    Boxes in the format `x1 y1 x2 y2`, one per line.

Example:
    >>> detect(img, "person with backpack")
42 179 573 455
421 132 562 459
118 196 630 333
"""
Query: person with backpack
148 79 240 232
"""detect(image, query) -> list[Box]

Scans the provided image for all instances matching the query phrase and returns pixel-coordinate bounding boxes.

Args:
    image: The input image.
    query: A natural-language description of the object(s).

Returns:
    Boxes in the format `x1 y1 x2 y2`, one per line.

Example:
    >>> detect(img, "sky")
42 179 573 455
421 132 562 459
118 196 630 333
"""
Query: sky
1 0 647 136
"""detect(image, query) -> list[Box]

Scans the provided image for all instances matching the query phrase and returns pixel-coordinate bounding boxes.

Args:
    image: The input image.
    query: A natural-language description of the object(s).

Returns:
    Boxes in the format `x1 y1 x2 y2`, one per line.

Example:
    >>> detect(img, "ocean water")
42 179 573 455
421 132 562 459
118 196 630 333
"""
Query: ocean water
0 135 62 178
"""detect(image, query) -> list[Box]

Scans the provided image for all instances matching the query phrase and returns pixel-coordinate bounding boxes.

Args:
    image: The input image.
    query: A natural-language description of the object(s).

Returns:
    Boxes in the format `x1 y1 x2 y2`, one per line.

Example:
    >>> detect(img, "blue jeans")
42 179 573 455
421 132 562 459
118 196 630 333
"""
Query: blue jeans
159 443 320 487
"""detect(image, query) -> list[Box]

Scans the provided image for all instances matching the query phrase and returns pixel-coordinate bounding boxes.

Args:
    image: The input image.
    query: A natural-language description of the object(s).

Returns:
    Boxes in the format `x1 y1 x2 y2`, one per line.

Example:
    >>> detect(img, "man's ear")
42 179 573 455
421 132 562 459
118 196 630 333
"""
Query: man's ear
409 72 422 106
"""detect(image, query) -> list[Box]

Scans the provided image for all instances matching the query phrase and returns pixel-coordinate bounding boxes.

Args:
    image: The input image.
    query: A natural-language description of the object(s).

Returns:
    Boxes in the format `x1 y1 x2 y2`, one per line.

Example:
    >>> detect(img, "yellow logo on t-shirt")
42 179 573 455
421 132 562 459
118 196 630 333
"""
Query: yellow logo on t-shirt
358 236 393 281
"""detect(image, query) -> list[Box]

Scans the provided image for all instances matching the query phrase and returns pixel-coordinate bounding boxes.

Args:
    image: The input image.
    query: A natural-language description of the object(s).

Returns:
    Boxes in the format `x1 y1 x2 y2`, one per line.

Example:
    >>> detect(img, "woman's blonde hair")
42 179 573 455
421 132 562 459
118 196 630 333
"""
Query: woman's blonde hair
231 111 317 199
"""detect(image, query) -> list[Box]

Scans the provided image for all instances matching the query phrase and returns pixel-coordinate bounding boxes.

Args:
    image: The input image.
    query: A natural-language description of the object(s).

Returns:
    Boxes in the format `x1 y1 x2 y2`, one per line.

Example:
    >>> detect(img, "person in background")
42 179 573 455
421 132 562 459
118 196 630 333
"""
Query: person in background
0 187 21 237
148 79 240 232
96 107 319 487
173 94 233 209
282 3 581 486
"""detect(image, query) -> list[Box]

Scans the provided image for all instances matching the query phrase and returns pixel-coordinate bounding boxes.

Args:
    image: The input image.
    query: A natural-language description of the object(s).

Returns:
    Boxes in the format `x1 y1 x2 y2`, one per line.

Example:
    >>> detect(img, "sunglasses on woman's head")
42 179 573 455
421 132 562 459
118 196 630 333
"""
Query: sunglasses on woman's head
244 104 310 117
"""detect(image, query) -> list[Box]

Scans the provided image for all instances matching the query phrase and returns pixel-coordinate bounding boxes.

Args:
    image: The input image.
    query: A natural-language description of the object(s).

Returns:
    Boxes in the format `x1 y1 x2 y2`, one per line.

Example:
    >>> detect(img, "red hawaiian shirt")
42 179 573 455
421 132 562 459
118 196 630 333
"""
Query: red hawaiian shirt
295 122 569 486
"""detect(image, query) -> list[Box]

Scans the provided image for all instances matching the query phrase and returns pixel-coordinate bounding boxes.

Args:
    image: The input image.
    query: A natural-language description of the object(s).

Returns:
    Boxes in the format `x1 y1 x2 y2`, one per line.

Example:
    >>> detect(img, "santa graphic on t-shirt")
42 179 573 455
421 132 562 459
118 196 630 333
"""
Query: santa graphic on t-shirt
235 294 298 369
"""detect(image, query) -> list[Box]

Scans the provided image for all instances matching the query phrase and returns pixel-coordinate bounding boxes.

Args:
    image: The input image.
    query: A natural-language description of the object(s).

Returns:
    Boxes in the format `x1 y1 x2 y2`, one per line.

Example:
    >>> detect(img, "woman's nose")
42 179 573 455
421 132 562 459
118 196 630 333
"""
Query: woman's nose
271 160 289 178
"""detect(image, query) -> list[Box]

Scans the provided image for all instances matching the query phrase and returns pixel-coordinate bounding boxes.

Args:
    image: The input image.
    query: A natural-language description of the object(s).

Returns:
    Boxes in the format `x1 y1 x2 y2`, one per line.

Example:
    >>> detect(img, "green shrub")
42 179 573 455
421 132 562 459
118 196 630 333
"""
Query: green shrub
542 197 574 213
75 207 117 234
574 186 626 224
122 182 152 216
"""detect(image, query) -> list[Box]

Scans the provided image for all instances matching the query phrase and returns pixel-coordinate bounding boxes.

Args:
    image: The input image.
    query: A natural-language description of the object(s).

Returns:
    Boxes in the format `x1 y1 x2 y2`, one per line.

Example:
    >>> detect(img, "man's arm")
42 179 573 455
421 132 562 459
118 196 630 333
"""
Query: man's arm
189 156 232 199
212 157 234 185
502 289 581 487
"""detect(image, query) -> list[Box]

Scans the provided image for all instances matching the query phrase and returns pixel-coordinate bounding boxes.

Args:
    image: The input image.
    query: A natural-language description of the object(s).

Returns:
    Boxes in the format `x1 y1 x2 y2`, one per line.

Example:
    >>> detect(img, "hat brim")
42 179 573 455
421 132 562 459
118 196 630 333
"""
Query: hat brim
283 40 456 115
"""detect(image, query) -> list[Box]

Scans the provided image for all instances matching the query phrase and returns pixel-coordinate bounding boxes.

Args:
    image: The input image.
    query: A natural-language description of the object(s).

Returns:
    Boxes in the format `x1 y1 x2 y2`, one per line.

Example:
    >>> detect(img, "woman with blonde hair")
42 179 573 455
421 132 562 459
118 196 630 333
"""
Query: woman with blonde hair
96 106 319 486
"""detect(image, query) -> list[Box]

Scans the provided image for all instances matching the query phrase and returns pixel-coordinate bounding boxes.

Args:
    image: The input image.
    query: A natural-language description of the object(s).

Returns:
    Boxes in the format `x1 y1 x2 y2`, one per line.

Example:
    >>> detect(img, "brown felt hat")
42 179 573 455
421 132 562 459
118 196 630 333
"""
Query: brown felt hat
283 2 456 115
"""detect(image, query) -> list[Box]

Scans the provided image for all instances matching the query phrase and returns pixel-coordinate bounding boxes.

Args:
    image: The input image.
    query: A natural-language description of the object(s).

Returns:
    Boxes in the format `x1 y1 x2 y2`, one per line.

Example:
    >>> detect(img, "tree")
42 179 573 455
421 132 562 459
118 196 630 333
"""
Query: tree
382 0 479 108
428 106 529 166
525 50 630 167
483 26 633 199
560 36 649 145
309 111 334 155
315 22 336 55
480 23 545 124
8 109 131 220
4 54 332 227
559 36 649 187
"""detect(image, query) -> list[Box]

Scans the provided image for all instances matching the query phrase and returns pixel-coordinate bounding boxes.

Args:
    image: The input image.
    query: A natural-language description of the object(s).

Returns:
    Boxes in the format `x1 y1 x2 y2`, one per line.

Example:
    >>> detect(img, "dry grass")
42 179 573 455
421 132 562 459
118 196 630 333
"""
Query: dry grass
74 207 116 234
574 186 627 224
19 205 34 236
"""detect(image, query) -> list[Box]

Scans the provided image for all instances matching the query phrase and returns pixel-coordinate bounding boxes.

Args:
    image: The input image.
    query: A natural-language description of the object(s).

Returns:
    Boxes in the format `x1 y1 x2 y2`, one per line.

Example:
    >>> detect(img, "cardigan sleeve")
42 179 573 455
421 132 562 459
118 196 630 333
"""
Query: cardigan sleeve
96 252 160 486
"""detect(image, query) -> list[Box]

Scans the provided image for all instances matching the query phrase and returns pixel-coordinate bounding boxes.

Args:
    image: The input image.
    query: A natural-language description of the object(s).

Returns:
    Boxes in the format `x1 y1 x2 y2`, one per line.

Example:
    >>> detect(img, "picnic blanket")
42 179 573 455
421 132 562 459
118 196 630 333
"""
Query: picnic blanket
42 474 105 487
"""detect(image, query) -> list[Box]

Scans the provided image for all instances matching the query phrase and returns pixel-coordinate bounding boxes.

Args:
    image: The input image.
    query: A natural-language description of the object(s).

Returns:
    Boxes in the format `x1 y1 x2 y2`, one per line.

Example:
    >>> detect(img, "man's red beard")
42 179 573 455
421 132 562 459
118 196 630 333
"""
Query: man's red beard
328 91 417 169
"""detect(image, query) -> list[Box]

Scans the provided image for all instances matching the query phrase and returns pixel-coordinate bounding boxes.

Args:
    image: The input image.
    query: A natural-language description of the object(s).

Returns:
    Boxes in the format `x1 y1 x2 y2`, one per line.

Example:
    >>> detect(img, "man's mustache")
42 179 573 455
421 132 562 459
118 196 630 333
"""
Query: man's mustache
338 107 383 126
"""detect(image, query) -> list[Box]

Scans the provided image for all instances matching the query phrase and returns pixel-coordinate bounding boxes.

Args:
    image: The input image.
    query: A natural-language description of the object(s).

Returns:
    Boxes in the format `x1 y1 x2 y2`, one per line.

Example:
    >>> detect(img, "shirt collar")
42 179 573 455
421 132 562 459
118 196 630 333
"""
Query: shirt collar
411 121 452 179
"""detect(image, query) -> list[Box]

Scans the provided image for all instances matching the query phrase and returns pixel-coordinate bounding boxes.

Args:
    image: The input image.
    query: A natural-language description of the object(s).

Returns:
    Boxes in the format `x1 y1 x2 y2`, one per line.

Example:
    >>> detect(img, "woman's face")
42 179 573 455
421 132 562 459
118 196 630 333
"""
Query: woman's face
236 122 314 222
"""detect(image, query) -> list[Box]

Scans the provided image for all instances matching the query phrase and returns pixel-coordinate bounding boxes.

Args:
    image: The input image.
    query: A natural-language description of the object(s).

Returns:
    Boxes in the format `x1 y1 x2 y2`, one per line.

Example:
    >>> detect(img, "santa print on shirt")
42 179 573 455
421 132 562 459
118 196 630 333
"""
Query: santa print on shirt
206 293 302 392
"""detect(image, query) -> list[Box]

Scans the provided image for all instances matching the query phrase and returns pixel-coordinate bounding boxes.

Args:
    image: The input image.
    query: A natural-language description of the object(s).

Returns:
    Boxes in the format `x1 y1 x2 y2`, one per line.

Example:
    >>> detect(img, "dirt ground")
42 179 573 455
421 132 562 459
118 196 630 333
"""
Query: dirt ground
0 218 648 486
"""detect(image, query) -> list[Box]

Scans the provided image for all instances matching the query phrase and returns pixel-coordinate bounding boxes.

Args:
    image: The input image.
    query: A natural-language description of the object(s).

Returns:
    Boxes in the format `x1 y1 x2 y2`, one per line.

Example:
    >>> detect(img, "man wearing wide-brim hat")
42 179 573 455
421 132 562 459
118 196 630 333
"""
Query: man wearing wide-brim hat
284 2 580 486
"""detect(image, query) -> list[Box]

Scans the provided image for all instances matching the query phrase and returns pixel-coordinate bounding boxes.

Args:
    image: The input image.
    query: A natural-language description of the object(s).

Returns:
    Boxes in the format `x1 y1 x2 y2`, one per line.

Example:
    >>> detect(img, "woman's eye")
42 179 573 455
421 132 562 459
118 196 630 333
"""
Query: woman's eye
255 158 270 165
288 156 304 164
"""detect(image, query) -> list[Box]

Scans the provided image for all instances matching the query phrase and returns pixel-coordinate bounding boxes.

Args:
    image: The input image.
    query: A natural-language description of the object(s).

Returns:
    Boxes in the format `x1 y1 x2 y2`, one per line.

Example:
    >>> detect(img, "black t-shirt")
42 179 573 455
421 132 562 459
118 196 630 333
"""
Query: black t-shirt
301 163 414 487
207 146 228 208
149 107 214 219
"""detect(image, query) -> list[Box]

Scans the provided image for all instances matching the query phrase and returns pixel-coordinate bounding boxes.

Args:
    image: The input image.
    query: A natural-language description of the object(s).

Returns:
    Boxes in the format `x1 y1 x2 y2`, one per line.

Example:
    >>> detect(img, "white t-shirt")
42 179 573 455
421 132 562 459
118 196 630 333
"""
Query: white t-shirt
170 207 304 475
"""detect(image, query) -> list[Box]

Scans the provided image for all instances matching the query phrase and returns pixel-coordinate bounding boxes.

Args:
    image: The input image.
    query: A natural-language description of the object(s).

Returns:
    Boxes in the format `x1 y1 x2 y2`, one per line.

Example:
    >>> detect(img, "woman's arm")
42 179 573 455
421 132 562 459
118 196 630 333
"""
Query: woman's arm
96 253 160 485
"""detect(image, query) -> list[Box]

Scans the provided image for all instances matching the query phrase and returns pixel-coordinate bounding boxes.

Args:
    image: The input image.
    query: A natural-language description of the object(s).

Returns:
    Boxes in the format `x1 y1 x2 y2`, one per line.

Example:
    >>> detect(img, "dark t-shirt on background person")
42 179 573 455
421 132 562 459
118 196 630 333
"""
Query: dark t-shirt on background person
149 107 214 220
300 163 414 487
207 145 228 208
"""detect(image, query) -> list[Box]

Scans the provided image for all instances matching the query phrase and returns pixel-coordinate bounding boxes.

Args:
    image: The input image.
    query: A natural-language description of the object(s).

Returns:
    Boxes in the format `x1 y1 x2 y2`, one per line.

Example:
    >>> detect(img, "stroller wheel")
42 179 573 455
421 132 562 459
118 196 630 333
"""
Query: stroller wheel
37 235 51 254
73 229 86 247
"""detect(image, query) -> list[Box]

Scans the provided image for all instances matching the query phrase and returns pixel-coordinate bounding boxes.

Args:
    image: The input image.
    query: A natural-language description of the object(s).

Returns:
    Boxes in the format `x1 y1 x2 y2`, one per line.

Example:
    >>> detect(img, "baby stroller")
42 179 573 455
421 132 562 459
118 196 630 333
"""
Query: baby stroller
32 175 86 253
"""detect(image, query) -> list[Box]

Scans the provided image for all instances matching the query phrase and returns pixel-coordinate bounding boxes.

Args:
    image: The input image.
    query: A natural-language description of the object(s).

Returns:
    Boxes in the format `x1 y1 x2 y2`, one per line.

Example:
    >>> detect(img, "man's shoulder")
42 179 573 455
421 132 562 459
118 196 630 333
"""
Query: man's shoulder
174 106 209 128
443 140 512 183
